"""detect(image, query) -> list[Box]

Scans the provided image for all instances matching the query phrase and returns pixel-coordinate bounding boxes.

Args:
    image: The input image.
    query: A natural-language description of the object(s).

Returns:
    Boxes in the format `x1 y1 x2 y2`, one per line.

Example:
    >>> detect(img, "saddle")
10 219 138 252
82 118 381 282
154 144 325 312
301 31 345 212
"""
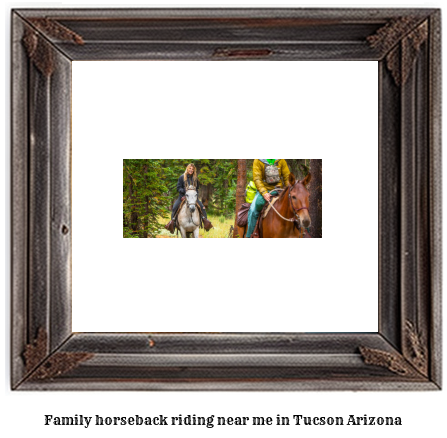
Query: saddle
251 190 283 238
164 198 186 234
236 203 251 227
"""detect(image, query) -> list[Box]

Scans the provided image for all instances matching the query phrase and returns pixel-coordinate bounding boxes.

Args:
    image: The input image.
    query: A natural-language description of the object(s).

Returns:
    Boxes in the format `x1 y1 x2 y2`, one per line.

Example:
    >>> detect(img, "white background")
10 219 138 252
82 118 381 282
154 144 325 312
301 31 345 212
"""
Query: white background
72 61 378 333
2 1 445 438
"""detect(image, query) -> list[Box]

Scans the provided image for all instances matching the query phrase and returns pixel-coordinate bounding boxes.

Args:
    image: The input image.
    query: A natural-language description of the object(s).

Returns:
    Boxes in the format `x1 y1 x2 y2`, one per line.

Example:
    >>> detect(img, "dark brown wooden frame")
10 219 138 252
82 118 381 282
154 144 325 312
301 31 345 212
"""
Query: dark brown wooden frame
11 8 441 390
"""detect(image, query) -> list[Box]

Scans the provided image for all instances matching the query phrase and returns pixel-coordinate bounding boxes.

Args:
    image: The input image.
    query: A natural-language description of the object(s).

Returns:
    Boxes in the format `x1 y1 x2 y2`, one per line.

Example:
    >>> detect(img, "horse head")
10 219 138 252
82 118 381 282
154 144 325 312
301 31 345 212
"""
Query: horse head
185 186 198 213
288 173 312 229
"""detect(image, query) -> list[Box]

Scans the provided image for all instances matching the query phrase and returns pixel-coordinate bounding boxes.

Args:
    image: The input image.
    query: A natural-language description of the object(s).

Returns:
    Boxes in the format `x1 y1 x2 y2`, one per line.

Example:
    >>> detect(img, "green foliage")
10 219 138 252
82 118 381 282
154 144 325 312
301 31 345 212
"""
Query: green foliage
285 159 310 180
123 159 308 238
208 159 238 217
123 159 170 238
159 159 191 196
157 214 235 239
159 159 238 217
123 227 139 238
246 159 254 183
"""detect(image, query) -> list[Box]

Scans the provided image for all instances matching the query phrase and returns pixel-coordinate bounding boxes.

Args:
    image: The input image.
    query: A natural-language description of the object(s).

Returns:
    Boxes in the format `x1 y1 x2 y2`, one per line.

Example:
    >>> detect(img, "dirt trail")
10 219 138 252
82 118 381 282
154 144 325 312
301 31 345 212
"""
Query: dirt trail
155 235 203 238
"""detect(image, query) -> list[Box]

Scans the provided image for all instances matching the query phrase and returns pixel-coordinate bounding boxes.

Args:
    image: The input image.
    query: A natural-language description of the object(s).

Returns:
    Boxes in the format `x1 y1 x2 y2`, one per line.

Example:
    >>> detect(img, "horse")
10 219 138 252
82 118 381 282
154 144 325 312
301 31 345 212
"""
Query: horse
177 186 201 238
240 173 312 238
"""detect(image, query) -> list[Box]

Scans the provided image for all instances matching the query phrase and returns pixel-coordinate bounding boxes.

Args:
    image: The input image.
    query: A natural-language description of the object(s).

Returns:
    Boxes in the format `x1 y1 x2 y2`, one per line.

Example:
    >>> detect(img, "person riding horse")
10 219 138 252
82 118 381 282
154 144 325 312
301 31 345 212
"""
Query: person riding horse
246 159 291 238
171 163 208 221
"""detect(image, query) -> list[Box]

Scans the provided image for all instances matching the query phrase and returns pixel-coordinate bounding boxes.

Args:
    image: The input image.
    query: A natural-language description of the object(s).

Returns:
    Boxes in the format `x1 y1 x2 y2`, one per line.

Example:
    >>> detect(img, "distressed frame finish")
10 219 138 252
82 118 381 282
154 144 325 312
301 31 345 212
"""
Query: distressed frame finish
11 8 441 390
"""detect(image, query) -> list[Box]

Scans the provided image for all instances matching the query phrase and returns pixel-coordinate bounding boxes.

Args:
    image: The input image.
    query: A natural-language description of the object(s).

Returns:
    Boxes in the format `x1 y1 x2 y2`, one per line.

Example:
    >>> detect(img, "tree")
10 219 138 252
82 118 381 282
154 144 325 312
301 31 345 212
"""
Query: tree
285 159 310 180
211 159 238 217
233 159 247 238
122 159 315 238
309 159 322 238
123 159 170 238
159 159 238 217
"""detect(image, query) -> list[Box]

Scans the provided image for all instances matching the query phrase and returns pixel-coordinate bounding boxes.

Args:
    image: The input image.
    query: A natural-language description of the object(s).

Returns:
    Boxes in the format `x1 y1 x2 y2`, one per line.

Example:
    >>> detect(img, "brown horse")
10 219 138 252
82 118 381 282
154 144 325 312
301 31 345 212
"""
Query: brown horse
240 173 312 238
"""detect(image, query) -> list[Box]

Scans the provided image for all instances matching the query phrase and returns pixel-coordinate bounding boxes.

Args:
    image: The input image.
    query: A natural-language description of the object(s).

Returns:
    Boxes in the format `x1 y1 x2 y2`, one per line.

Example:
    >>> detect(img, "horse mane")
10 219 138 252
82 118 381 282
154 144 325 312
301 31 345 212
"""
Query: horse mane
277 185 291 202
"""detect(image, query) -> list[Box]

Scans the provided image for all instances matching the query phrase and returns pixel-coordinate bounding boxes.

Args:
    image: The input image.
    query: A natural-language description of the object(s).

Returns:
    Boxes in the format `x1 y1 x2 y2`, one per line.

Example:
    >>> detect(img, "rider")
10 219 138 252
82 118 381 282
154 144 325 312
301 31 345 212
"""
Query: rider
171 163 208 220
246 159 291 238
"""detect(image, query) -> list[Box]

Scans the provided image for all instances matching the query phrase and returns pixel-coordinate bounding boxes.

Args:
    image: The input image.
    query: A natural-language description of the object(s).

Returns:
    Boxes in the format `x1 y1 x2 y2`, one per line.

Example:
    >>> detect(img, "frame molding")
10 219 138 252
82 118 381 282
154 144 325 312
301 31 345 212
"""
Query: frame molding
11 8 441 390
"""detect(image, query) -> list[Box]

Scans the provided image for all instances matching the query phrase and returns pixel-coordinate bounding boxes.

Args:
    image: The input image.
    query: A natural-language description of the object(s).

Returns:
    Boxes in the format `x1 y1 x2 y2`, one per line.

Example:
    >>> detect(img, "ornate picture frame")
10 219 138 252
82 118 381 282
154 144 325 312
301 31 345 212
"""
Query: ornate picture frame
11 8 441 390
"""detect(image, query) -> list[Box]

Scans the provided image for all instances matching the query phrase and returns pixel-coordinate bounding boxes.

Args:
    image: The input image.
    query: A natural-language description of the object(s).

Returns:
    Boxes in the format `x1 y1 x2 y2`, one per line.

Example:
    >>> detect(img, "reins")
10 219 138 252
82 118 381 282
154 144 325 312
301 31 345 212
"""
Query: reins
265 198 296 222
265 182 308 229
